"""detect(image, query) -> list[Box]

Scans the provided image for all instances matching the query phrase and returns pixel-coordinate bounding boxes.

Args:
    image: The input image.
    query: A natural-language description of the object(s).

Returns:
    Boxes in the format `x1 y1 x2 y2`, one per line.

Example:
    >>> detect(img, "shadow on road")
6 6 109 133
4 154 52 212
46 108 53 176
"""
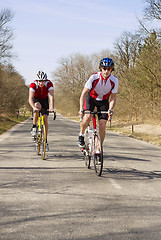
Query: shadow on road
103 167 161 180
104 154 151 162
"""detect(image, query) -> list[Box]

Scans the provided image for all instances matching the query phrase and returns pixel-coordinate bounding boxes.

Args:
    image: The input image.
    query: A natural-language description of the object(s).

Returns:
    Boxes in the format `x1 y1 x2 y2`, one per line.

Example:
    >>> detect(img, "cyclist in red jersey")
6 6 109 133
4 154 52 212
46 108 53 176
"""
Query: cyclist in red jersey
78 57 118 147
29 71 54 151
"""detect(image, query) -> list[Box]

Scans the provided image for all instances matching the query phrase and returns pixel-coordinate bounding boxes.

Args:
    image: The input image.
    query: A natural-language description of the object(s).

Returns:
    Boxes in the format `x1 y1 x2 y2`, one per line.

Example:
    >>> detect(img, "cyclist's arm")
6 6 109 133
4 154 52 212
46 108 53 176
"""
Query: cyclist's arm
48 89 54 111
79 87 90 113
109 93 117 113
29 89 36 109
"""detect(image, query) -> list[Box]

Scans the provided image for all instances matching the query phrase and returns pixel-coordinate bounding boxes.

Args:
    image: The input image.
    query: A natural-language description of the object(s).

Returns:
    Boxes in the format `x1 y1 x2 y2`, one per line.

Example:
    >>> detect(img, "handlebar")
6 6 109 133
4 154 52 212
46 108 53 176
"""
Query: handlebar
52 111 56 120
80 110 112 122
48 110 56 120
33 110 56 120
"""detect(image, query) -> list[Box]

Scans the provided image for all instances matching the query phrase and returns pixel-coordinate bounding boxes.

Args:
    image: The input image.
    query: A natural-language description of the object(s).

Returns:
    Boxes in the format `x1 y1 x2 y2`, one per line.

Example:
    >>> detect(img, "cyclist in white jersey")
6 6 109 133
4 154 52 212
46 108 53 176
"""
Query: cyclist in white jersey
78 57 118 147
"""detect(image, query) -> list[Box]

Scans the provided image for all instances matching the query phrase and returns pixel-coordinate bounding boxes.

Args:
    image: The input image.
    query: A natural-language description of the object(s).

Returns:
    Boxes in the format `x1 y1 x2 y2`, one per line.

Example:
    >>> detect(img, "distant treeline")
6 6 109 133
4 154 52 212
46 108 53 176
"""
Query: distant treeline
0 65 28 114
53 0 161 123
0 9 29 115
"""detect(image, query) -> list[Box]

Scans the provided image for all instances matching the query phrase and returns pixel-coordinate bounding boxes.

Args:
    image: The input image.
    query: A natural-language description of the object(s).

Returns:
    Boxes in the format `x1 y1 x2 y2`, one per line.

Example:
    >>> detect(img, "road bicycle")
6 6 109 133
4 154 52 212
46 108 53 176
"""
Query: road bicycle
34 111 56 160
80 110 110 176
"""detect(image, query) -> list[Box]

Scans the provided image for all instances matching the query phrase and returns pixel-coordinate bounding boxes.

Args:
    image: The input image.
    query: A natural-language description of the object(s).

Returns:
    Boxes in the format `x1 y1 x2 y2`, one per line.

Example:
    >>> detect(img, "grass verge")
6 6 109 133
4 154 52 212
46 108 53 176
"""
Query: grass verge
107 122 161 147
58 111 161 148
0 113 30 135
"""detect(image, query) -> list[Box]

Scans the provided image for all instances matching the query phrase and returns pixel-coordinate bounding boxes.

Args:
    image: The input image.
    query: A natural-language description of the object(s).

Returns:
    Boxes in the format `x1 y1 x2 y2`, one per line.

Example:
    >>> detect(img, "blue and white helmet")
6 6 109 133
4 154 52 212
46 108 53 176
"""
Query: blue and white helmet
99 58 114 69
37 71 47 81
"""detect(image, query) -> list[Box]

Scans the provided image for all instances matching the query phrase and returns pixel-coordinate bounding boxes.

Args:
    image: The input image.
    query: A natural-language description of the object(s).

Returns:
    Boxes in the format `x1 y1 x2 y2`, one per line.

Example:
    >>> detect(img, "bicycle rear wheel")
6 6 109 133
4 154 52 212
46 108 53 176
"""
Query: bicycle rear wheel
92 133 103 176
40 125 46 160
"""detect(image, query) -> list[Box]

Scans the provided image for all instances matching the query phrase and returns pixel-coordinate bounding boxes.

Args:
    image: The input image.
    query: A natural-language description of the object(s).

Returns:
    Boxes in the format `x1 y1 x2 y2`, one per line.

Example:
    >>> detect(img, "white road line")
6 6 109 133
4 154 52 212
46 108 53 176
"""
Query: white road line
109 178 122 189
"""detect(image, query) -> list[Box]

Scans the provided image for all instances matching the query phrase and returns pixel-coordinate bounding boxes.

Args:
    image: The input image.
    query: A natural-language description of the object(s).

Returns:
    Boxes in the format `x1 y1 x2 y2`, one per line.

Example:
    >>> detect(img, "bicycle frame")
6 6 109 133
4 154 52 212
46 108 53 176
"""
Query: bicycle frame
81 110 108 176
92 113 96 129
35 111 56 160
35 112 46 160
38 114 45 130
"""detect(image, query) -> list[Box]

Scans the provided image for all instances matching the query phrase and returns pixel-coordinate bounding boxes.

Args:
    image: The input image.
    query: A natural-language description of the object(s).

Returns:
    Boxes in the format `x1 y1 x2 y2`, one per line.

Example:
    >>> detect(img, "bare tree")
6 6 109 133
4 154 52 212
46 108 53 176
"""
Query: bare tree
144 0 161 20
0 8 14 63
114 31 141 75
0 64 28 114
53 52 113 114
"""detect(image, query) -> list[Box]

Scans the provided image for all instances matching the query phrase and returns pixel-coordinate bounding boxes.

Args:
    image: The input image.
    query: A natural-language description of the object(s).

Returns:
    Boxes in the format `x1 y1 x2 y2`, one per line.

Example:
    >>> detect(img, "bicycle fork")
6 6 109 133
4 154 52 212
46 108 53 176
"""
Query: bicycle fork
37 116 41 137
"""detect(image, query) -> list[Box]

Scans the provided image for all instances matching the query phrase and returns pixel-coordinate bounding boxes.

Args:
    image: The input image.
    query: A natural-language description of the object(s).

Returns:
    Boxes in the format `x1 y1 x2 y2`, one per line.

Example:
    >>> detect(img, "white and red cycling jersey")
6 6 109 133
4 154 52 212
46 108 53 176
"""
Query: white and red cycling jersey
85 72 118 101
29 80 54 99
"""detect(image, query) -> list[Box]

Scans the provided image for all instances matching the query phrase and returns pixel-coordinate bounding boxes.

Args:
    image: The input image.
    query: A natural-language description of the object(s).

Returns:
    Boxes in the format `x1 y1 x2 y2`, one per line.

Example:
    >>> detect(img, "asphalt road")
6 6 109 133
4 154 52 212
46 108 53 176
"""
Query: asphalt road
1 113 161 240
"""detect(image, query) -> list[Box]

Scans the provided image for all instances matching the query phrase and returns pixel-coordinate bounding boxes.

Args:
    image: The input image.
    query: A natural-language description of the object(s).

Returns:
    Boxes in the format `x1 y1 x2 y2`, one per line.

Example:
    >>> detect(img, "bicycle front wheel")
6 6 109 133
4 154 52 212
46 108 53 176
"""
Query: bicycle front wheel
84 145 91 169
84 129 91 169
92 133 103 176
40 125 46 160
36 129 41 155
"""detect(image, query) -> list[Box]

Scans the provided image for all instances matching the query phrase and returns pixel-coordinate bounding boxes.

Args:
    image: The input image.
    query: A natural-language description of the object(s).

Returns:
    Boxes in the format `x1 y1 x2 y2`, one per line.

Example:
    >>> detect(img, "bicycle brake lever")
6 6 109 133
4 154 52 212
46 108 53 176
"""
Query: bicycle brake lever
53 111 56 120
80 117 83 122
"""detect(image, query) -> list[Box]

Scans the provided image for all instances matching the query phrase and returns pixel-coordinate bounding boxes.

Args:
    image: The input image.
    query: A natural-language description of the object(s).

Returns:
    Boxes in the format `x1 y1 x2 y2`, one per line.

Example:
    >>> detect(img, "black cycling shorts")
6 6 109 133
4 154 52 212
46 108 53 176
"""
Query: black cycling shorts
84 93 109 120
33 97 49 115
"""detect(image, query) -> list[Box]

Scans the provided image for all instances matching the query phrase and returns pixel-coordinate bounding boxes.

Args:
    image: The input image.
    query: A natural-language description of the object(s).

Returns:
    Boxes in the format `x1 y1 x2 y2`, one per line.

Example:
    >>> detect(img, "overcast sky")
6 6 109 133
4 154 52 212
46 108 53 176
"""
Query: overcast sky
1 0 148 85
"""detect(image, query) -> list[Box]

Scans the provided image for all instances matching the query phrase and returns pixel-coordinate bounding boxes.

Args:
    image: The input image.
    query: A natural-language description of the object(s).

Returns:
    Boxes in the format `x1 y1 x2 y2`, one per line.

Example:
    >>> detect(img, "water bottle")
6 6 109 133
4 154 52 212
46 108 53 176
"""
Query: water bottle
88 129 92 146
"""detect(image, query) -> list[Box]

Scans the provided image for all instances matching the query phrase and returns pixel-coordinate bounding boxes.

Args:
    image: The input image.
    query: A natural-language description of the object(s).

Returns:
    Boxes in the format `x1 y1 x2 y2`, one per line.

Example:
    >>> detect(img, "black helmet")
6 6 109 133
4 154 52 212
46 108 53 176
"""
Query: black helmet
99 58 114 69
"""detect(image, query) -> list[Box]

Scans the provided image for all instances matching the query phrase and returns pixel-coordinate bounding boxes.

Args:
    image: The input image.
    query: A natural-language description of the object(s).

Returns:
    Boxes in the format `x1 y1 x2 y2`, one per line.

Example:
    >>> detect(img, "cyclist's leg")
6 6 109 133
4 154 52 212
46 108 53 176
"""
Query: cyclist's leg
80 114 91 134
97 100 109 145
33 103 41 123
31 98 42 137
80 94 94 135
98 119 107 144
33 97 42 125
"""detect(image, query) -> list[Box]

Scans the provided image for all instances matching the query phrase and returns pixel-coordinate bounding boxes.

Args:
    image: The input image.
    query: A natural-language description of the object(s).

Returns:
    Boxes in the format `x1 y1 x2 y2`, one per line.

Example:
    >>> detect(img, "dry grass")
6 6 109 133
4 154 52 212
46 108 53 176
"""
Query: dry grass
0 113 30 135
59 111 161 148
107 121 161 147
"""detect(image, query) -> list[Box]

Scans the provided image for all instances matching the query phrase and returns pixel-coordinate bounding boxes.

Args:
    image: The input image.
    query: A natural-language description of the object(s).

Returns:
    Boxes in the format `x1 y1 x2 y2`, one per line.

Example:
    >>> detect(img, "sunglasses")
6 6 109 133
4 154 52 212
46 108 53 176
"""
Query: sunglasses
102 67 112 71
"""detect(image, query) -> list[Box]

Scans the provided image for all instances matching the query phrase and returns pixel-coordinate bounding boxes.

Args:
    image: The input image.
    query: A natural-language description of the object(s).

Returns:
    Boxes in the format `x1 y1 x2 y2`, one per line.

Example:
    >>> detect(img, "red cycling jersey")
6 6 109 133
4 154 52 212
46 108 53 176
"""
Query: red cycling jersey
29 80 54 99
85 72 118 101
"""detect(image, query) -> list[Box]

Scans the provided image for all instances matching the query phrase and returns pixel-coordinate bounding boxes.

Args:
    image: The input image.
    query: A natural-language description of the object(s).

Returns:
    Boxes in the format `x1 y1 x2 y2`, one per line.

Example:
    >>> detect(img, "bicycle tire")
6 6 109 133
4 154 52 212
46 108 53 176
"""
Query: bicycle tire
36 128 41 155
84 145 91 169
92 133 103 176
40 125 46 160
84 129 92 169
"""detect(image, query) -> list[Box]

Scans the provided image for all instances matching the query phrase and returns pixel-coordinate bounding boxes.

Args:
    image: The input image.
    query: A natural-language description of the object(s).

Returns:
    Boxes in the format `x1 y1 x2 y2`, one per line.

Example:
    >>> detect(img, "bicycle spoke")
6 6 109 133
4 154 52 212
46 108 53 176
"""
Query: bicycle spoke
83 128 92 169
92 134 103 176
40 125 46 160
36 128 41 155
83 146 91 169
80 111 106 176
